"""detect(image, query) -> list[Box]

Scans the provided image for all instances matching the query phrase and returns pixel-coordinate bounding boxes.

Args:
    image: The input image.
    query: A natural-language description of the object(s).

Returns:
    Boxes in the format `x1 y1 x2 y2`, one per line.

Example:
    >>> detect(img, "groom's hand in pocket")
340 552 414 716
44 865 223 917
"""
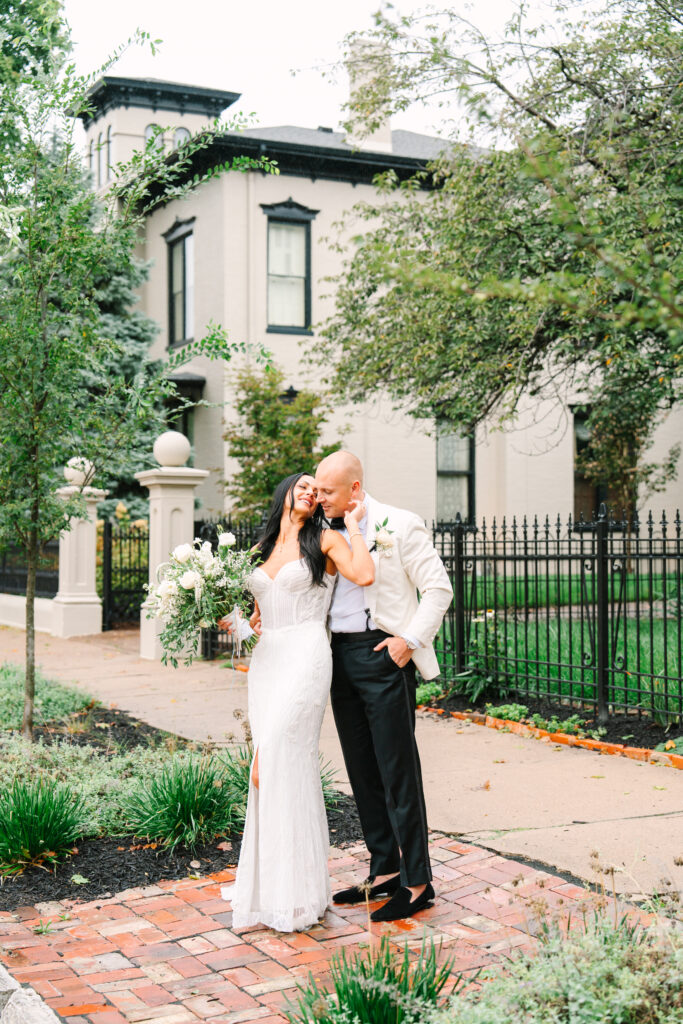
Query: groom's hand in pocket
374 636 412 668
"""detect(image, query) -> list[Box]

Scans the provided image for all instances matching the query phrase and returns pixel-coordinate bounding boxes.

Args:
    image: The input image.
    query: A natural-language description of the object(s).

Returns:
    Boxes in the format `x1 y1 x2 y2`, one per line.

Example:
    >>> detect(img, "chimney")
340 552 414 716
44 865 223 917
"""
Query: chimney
344 39 393 153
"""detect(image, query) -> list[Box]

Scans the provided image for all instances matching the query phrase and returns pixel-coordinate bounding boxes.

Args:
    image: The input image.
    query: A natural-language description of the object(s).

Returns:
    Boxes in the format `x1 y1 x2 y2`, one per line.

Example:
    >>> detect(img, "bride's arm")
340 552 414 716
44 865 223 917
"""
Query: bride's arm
321 504 374 586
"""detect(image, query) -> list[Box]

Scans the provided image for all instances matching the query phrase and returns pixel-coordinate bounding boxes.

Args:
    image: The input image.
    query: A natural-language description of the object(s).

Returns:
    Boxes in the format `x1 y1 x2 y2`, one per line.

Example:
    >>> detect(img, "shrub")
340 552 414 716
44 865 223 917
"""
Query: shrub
0 662 93 730
416 680 444 705
432 914 683 1024
122 756 239 850
485 702 529 722
0 778 86 875
286 934 456 1024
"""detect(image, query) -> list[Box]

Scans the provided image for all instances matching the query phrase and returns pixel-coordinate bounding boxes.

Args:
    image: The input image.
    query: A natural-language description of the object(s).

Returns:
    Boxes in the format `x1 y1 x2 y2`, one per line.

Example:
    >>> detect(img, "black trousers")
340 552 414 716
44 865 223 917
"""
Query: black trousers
330 629 432 887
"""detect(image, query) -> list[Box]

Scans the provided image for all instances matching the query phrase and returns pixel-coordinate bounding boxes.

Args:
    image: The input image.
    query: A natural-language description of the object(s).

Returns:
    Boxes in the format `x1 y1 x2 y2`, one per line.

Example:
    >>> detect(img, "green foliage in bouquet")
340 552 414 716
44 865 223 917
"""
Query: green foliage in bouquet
145 531 256 667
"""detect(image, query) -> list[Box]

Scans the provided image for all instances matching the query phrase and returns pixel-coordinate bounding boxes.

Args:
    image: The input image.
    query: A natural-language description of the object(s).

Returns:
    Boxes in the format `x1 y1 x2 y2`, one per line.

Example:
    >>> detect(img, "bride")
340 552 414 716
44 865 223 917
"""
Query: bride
220 471 374 932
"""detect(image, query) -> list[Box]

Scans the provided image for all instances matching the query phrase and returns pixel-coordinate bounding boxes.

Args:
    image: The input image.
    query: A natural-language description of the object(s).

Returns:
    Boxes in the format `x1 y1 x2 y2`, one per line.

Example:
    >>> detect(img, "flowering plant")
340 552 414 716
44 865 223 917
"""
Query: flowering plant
144 531 255 667
373 517 395 557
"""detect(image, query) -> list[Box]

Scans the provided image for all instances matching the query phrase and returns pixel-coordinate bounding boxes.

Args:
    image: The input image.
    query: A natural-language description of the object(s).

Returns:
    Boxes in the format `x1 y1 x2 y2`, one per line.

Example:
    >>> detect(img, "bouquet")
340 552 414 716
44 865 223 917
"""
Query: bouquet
145 530 256 667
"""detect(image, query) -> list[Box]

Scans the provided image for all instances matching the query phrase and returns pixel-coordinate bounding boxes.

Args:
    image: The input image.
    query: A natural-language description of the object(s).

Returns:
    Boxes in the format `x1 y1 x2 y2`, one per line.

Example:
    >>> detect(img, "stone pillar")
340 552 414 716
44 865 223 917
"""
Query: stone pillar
52 484 108 638
136 431 209 660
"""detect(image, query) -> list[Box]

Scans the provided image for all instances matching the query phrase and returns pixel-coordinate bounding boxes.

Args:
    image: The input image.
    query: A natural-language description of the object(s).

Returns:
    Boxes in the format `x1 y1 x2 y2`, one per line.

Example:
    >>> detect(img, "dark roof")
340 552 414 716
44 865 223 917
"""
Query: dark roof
80 77 240 129
238 125 450 161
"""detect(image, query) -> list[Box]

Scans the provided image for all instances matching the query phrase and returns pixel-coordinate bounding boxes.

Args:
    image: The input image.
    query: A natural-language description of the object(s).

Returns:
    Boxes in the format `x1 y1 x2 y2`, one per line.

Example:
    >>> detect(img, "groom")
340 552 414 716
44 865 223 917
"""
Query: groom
315 451 453 921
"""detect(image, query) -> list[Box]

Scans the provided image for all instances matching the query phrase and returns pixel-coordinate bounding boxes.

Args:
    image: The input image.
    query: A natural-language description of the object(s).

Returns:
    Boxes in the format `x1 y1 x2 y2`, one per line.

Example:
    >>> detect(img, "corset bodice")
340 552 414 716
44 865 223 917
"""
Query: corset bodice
248 559 335 630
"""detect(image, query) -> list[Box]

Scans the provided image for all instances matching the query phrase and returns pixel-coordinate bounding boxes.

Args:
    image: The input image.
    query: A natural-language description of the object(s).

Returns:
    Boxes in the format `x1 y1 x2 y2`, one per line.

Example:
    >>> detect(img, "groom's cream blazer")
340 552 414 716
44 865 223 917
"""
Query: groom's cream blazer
361 494 453 681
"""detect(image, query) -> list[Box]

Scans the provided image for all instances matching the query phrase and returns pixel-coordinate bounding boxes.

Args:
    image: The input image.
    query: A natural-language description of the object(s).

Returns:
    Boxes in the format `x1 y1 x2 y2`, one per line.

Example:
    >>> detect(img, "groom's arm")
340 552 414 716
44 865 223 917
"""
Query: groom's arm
399 514 453 646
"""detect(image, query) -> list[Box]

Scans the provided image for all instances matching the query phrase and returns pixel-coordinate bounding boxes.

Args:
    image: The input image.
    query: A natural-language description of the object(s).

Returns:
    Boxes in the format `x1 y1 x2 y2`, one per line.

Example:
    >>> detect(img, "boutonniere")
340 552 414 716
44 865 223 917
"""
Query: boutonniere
372 517 395 557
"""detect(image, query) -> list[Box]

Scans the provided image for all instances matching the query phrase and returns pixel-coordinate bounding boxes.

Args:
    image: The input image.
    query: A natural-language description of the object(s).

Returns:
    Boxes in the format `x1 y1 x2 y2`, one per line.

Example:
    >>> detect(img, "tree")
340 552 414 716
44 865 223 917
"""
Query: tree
316 0 682 506
0 28 275 740
224 364 342 518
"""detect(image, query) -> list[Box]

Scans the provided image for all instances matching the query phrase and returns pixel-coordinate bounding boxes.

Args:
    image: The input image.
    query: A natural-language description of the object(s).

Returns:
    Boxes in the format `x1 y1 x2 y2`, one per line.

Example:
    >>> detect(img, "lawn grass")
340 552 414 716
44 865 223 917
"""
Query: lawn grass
0 662 93 731
437 617 683 718
459 571 678 611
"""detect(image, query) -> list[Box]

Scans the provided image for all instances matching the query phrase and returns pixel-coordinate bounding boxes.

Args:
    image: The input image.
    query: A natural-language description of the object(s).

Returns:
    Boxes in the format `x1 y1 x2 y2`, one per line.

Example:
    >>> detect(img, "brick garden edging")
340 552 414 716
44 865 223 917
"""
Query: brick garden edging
419 707 683 770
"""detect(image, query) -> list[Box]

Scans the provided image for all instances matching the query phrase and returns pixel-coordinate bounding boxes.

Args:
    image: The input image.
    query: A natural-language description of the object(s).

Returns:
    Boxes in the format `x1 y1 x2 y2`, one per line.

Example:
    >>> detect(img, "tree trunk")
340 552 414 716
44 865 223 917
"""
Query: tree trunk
22 524 38 743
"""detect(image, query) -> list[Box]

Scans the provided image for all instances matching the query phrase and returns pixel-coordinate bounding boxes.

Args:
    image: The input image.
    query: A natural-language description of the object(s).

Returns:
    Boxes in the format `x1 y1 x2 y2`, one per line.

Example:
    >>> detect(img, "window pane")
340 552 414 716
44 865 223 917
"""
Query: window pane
171 242 183 344
268 222 306 276
174 127 190 148
437 475 469 521
97 132 103 186
437 432 471 472
184 234 194 339
269 275 305 326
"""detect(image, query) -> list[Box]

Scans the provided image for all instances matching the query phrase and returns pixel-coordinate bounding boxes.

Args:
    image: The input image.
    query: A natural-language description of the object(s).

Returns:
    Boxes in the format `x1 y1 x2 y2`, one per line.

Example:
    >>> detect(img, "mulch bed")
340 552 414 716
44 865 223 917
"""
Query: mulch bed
428 690 679 749
0 707 364 914
30 703 193 752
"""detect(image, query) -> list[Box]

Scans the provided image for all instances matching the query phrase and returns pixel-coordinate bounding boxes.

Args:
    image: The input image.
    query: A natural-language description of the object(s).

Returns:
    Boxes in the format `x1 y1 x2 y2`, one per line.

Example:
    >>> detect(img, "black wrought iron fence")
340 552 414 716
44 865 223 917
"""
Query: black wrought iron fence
433 505 682 726
196 514 266 659
99 521 149 631
0 539 60 597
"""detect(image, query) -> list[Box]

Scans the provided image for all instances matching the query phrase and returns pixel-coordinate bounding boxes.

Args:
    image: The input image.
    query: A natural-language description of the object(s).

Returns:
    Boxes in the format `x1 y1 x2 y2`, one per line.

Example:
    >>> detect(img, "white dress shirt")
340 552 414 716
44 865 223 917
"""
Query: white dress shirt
328 507 377 633
328 495 422 648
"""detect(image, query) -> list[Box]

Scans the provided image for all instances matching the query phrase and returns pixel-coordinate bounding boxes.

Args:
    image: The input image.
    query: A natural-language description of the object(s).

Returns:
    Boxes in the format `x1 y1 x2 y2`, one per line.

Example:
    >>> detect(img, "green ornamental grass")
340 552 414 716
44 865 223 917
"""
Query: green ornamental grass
286 935 456 1024
0 778 86 875
122 756 240 850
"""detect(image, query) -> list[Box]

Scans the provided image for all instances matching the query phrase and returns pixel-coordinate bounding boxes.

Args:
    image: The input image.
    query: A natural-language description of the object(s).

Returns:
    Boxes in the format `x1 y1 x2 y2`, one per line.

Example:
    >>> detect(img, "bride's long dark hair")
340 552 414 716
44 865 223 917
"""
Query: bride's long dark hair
256 473 326 585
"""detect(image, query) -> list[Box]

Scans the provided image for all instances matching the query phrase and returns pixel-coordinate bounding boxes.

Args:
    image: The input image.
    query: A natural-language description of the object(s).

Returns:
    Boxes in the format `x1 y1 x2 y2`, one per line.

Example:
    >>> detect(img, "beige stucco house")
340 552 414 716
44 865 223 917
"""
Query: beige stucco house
80 77 683 525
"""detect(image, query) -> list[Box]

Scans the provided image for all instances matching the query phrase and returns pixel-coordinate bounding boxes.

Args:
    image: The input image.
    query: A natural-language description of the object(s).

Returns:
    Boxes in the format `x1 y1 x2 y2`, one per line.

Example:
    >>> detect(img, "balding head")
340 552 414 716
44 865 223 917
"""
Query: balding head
315 450 365 518
317 450 364 487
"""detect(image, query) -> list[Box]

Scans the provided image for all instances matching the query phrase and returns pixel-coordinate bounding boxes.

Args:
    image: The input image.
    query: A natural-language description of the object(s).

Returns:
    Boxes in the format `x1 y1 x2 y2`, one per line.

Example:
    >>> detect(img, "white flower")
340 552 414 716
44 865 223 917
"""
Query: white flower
375 528 394 547
218 532 236 548
173 543 193 563
158 579 177 598
179 570 201 591
197 541 214 566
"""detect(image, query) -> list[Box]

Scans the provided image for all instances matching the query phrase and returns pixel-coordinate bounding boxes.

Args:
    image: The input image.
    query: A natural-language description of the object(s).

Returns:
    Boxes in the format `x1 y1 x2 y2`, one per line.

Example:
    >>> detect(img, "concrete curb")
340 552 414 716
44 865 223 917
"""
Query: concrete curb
0 964 60 1024
419 706 683 770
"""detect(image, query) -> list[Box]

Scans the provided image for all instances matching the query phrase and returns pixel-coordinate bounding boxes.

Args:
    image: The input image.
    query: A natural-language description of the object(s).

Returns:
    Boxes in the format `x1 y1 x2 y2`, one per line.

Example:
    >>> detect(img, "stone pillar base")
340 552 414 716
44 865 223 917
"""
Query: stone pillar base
51 595 103 639
139 608 163 661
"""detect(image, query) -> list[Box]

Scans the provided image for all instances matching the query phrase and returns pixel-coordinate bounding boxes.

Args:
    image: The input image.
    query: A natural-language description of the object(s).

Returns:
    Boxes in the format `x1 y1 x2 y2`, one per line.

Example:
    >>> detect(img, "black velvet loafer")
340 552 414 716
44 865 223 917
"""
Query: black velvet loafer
333 874 401 905
370 883 435 922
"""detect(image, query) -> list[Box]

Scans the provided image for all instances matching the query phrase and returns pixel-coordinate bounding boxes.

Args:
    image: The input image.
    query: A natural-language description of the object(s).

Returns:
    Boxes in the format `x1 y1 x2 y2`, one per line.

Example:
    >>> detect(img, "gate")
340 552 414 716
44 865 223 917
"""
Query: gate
100 521 149 631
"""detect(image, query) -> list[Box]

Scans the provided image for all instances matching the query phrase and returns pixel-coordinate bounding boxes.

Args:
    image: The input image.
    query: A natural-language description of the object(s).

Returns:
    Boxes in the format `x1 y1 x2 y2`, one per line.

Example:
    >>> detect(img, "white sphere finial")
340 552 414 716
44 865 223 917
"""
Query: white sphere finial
153 430 191 467
64 456 95 486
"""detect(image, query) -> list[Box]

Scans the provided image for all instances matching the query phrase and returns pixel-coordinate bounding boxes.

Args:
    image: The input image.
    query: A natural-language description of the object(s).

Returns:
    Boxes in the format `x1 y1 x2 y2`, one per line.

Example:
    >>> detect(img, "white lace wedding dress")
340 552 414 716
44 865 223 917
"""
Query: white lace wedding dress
221 559 335 932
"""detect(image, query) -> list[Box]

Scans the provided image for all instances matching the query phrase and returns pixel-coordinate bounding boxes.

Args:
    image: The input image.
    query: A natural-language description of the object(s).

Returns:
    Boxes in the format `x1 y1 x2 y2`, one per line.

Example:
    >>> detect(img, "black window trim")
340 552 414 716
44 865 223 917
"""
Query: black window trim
164 216 196 349
261 199 318 335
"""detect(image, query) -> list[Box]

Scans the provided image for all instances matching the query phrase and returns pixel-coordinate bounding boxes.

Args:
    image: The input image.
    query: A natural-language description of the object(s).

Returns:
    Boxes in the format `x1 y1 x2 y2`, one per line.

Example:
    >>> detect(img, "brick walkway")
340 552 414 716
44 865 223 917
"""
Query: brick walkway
0 836 592 1024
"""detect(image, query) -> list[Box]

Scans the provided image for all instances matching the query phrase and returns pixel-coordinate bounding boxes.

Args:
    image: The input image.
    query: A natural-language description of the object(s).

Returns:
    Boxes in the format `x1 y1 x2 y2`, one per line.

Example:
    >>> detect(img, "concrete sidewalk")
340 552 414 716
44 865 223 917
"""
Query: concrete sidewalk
1 626 682 898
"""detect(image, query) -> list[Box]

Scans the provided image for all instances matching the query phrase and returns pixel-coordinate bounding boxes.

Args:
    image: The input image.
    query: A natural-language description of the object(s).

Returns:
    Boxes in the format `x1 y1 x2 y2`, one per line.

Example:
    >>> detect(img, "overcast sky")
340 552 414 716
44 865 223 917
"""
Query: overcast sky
62 0 524 138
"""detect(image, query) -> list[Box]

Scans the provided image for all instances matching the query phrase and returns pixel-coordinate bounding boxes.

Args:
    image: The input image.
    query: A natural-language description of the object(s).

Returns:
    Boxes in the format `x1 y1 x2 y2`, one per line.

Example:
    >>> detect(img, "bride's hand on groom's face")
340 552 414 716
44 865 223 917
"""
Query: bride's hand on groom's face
343 500 366 528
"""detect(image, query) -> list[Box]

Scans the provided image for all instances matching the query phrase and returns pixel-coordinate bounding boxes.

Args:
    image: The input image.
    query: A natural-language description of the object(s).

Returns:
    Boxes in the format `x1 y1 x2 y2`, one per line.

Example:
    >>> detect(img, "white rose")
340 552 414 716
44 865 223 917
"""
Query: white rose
158 580 177 599
218 532 236 548
179 570 201 590
173 543 193 563
375 528 394 547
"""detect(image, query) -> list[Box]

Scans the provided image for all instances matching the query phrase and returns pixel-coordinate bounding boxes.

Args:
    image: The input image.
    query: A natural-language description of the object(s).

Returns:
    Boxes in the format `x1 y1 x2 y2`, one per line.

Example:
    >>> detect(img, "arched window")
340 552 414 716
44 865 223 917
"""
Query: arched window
173 127 190 149
144 123 163 152
97 132 103 186
105 125 112 181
